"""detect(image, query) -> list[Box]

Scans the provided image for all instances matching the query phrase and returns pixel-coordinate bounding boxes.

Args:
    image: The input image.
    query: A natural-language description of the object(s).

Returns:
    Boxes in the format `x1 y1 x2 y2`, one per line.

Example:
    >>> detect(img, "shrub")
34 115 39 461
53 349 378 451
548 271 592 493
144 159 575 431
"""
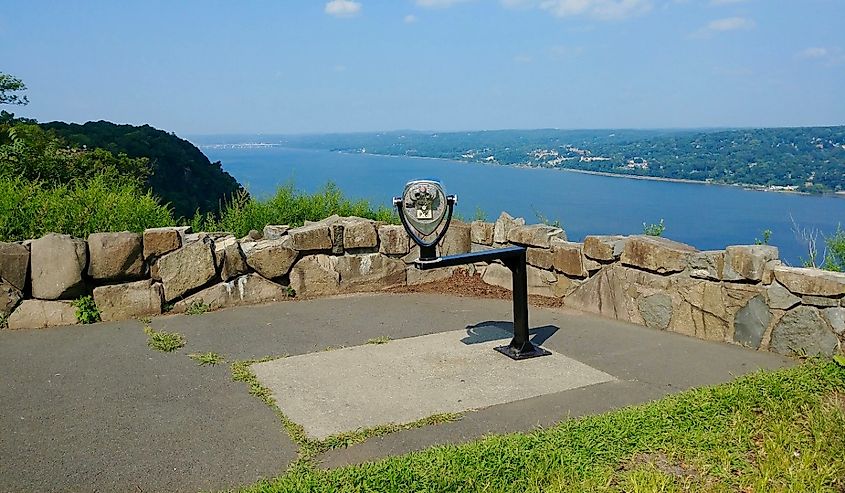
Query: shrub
822 226 845 272
642 219 665 237
71 295 100 324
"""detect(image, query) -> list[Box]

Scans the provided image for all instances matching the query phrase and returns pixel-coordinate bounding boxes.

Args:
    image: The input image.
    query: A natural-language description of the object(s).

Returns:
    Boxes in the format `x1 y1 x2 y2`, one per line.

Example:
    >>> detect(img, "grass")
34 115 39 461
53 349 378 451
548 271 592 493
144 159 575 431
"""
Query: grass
236 359 845 492
366 336 391 345
188 351 224 366
143 325 186 352
184 300 211 316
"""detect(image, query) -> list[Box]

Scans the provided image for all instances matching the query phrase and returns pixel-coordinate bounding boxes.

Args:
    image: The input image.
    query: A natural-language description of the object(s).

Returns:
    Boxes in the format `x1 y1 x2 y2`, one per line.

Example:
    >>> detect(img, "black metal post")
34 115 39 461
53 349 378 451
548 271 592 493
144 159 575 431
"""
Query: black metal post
494 251 550 360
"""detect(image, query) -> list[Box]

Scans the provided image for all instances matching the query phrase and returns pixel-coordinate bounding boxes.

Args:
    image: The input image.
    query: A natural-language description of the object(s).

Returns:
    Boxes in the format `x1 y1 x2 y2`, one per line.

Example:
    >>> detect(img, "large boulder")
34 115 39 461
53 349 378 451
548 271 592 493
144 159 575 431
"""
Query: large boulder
341 217 378 250
157 238 217 302
0 241 30 291
493 212 525 244
526 248 553 270
582 236 627 262
143 227 186 259
171 274 289 313
822 307 845 335
733 295 771 349
7 300 78 329
1 279 23 317
243 238 298 280
288 255 341 297
470 221 494 246
263 225 289 240
620 235 697 275
439 221 471 256
335 254 406 292
766 282 801 310
87 232 144 281
770 305 839 356
773 266 845 297
481 263 571 297
288 223 332 251
378 225 410 255
637 293 672 330
507 224 566 248
407 266 457 286
30 234 88 300
722 245 779 282
93 280 163 322
212 235 238 269
550 240 587 278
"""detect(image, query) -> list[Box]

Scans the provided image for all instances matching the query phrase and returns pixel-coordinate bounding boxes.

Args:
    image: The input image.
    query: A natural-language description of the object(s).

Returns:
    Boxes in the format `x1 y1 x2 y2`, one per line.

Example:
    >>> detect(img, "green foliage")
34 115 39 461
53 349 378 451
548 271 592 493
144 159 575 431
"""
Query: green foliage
0 174 174 242
240 360 845 492
366 336 391 345
643 218 665 236
184 300 210 316
285 286 296 298
71 295 100 324
143 326 186 352
43 121 242 218
821 226 845 272
188 351 225 366
0 73 28 106
755 229 773 245
472 207 488 222
532 207 561 228
192 182 398 238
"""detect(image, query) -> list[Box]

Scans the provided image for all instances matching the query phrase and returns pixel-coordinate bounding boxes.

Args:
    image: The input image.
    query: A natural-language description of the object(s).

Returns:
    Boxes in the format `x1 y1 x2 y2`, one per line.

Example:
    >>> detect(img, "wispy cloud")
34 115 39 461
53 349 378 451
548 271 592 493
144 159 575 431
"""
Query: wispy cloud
796 47 845 66
797 47 828 60
404 14 418 23
324 0 362 17
538 0 652 20
416 0 472 7
691 16 755 37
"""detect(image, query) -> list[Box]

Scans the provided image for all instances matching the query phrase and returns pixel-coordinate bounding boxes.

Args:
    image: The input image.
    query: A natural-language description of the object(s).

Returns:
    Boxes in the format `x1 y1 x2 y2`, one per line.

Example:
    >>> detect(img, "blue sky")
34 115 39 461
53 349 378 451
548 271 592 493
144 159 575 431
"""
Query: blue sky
2 0 843 134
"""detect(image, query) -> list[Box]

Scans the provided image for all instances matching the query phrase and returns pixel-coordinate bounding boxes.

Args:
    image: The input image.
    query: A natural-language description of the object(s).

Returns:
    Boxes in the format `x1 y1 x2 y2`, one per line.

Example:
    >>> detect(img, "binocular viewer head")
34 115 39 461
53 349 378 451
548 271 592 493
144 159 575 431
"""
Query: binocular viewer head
393 179 457 261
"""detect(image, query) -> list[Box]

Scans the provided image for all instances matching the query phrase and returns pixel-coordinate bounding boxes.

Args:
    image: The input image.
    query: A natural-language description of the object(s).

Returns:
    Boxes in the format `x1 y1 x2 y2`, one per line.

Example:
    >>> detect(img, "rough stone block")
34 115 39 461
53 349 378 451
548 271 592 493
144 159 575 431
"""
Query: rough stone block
335 254 406 292
507 224 566 248
773 266 845 297
620 235 697 275
158 238 217 302
481 263 571 297
220 242 249 281
0 241 30 291
802 295 840 307
688 251 724 281
378 225 410 255
1 279 23 317
93 280 162 322
143 227 183 259
407 266 456 286
172 274 289 312
550 240 587 278
766 282 801 310
722 245 779 282
288 224 332 251
30 233 88 300
770 305 839 356
243 238 298 280
582 235 627 262
822 307 845 335
470 221 494 246
492 212 525 244
288 255 340 298
86 232 144 281
637 293 672 330
342 218 378 250
733 295 771 349
526 247 554 270
439 221 471 256
263 225 290 240
7 300 78 329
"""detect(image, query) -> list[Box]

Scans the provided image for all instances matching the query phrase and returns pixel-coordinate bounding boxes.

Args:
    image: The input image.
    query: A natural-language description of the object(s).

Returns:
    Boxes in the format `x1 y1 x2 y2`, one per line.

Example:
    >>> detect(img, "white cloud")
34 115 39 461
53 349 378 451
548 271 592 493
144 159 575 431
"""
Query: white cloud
706 16 755 31
324 0 362 17
538 0 652 20
416 0 472 7
404 14 418 23
797 47 828 59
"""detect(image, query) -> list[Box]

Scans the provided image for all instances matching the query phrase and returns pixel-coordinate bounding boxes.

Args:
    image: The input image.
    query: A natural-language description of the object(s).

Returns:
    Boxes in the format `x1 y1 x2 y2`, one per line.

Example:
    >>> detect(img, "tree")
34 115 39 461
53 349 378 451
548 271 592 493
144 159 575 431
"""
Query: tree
0 73 29 106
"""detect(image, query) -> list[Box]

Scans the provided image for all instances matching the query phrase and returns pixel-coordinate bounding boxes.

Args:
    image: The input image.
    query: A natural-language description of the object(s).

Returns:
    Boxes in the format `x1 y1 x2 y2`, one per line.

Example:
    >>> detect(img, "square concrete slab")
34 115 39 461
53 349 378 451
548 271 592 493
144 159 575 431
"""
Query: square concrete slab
253 329 615 439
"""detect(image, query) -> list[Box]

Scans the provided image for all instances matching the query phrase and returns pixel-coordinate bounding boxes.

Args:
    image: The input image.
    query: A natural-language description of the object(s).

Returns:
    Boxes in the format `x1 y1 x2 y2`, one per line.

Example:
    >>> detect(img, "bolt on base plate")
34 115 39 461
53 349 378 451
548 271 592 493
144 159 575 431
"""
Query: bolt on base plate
494 344 552 360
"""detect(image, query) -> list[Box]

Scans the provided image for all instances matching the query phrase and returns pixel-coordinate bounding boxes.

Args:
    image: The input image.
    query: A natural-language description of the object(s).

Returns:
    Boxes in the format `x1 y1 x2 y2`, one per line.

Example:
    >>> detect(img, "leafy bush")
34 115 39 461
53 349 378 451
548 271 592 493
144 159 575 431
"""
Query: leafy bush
191 182 397 237
642 219 665 236
71 295 100 324
0 175 174 241
822 226 845 272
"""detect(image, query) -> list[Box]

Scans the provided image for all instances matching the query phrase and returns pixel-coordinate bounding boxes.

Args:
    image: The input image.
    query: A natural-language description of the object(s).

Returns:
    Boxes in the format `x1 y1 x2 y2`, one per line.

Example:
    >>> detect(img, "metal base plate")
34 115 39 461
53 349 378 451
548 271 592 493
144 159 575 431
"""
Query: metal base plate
494 344 552 360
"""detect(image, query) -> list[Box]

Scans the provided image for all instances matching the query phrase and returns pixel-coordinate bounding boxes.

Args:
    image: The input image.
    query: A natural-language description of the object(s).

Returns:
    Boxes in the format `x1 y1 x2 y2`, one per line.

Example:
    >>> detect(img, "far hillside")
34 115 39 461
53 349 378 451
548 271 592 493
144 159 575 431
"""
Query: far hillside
43 121 243 218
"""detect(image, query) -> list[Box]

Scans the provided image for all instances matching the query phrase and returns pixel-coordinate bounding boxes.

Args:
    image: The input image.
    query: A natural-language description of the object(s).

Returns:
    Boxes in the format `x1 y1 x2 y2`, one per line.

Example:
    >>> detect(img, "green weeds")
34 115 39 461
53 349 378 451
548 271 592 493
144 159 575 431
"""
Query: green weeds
184 300 211 316
188 351 224 366
71 295 100 324
143 325 185 352
643 218 666 236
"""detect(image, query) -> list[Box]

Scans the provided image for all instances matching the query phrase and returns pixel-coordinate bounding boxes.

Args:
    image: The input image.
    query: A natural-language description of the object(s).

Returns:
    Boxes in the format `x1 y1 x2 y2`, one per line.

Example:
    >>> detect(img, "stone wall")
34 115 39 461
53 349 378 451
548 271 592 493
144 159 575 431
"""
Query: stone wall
1 212 843 358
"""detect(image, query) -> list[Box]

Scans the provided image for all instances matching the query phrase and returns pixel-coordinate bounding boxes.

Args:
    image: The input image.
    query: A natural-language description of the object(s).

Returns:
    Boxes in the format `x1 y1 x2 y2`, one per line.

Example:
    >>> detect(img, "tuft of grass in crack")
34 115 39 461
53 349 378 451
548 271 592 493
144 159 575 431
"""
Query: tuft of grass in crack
366 336 391 345
137 316 151 325
143 325 185 352
185 300 211 316
230 357 461 463
189 351 224 366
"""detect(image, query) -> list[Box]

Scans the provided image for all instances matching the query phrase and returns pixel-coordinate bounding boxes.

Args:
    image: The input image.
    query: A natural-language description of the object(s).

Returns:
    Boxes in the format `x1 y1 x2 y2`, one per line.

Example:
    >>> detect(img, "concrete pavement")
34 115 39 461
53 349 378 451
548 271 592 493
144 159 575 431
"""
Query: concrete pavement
0 293 793 492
